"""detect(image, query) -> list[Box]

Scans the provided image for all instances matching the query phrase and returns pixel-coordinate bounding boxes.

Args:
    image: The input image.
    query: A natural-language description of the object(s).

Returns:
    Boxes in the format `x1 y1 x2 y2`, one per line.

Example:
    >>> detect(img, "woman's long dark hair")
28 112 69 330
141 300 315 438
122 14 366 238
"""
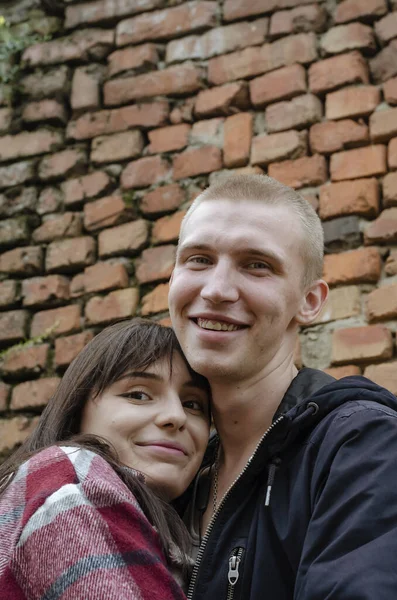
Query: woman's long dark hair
0 318 209 573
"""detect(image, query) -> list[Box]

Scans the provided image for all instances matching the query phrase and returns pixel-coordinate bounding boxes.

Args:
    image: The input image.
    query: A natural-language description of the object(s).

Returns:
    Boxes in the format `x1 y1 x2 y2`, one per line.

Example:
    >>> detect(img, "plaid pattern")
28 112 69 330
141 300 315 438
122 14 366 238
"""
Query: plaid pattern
0 446 186 600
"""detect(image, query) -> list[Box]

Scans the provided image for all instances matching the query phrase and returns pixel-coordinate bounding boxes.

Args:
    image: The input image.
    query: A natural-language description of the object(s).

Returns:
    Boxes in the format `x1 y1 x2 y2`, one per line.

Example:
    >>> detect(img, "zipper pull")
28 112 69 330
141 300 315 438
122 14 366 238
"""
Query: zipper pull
228 555 241 586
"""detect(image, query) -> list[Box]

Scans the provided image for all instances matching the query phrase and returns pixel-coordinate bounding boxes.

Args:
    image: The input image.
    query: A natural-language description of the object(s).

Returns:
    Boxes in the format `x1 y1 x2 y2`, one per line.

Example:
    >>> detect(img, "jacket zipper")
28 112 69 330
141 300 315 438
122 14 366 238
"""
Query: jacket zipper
226 547 244 600
186 414 286 600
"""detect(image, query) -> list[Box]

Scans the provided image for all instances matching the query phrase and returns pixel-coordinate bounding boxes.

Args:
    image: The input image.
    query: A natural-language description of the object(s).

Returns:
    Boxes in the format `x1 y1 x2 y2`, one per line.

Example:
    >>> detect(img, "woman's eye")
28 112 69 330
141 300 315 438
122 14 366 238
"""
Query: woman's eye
121 390 151 401
183 398 206 413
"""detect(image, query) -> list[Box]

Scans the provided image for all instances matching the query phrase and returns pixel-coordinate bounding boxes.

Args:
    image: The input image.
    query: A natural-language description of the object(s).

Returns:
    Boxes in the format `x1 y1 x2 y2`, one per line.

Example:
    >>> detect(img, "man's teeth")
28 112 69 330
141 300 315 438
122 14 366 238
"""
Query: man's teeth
197 318 240 332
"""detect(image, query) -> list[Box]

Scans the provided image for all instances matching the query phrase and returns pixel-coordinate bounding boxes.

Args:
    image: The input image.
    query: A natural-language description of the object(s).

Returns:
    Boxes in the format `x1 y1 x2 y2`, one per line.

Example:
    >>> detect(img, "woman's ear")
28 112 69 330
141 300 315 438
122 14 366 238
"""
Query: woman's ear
295 279 329 326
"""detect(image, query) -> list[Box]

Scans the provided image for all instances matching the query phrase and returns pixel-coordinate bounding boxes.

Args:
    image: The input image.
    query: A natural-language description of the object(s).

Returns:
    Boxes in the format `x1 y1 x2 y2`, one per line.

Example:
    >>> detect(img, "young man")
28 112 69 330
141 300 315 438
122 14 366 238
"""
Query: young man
168 175 397 599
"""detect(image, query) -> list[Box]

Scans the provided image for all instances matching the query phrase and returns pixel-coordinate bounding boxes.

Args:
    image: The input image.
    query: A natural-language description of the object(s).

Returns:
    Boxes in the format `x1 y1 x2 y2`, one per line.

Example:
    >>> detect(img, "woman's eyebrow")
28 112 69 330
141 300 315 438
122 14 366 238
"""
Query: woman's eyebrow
183 379 209 392
120 371 163 382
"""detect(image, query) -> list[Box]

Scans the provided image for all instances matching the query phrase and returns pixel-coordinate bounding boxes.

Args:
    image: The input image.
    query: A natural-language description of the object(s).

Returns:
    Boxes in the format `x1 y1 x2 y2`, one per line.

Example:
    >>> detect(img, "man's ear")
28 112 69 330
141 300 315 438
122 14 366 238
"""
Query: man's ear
295 279 329 326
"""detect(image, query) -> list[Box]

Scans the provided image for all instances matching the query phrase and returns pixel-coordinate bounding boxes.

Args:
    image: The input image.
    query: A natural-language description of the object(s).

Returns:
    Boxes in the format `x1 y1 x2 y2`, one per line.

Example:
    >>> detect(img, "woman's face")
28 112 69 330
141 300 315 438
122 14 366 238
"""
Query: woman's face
80 352 210 500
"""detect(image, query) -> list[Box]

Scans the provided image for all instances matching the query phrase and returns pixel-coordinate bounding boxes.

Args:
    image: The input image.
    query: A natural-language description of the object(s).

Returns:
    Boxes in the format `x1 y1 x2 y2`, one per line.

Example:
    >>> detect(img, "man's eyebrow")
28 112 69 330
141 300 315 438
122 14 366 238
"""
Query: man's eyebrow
178 242 213 253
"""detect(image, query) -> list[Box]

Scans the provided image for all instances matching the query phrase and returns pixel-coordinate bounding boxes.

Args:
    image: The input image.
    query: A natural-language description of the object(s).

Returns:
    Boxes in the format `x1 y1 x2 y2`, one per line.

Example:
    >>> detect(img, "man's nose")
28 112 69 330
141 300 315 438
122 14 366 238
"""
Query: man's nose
156 395 187 430
200 260 239 304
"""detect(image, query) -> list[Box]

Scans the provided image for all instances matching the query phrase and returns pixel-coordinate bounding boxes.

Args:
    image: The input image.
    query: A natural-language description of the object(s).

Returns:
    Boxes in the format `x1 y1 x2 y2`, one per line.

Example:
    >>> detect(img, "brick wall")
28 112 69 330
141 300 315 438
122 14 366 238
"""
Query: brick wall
1 0 397 457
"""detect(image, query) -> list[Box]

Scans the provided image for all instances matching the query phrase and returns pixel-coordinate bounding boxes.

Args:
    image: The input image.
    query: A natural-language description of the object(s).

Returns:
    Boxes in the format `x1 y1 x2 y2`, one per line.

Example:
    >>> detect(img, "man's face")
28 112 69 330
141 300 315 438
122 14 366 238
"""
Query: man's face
169 199 311 382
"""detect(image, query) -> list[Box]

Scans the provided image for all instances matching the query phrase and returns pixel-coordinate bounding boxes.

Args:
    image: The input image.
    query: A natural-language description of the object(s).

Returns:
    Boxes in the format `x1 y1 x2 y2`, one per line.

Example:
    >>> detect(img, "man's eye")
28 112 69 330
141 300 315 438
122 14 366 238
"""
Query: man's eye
120 391 151 401
247 262 271 270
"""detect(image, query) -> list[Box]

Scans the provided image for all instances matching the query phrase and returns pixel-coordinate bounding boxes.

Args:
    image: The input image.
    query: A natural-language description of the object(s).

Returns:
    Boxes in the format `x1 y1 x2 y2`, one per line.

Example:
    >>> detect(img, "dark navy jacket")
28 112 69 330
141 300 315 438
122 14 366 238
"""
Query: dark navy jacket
186 368 397 600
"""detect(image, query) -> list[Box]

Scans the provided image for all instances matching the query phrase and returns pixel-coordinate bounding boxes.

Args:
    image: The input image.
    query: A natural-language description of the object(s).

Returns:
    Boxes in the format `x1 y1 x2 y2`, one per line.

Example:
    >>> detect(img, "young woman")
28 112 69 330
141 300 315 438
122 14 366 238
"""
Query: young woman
0 319 211 600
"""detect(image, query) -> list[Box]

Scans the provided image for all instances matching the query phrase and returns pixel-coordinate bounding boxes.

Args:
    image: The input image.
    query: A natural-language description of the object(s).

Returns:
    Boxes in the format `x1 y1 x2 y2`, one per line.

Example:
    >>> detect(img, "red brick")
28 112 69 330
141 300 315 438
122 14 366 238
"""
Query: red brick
268 154 327 189
19 66 70 99
22 275 69 307
22 29 114 67
37 187 63 215
173 145 222 180
370 40 397 83
324 365 361 378
223 113 252 168
152 211 186 244
11 377 60 410
38 148 87 181
0 187 38 218
81 261 128 294
22 99 67 126
141 184 185 215
0 218 30 249
148 125 190 154
2 344 49 377
383 171 397 207
223 0 316 21
98 219 149 258
270 5 327 38
385 249 397 276
251 130 307 166
364 208 397 245
116 2 217 46
166 18 268 63
71 66 103 111
85 288 139 325
195 82 249 118
54 330 94 369
108 43 159 77
310 120 368 154
0 381 10 411
375 12 397 44
320 23 375 55
46 237 96 273
33 213 82 243
62 171 112 208
170 98 196 125
0 280 18 308
331 325 393 365
0 108 12 133
326 85 380 121
319 178 379 220
30 304 81 338
0 416 39 454
141 282 169 316
313 285 361 324
249 64 306 108
136 245 176 283
330 145 387 181
0 130 64 162
65 0 162 28
265 93 322 133
67 101 169 140
190 118 224 147
83 195 134 232
389 137 397 169
0 310 28 344
91 130 144 164
121 156 171 189
309 51 369 94
364 362 397 395
335 0 387 24
366 283 397 322
323 247 381 285
0 160 35 190
0 246 43 276
370 108 397 143
208 33 317 85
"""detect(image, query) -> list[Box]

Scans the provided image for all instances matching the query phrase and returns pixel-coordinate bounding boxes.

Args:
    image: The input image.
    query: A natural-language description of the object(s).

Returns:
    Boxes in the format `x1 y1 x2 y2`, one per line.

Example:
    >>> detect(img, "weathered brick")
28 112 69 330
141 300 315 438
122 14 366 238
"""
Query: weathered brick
326 85 380 121
322 215 361 251
0 84 12 107
319 178 379 220
364 208 397 244
370 40 397 83
0 187 38 218
83 261 128 294
265 94 322 133
270 5 327 38
251 130 307 166
22 29 114 66
116 2 217 46
0 108 12 133
107 43 159 77
330 145 387 181
37 187 63 215
173 145 222 180
335 0 387 24
62 171 111 208
91 130 144 164
141 282 169 316
38 147 87 181
324 365 361 378
0 130 64 162
152 211 186 244
366 283 397 322
71 65 103 112
30 305 81 338
0 218 30 249
54 330 94 369
33 213 82 243
385 249 397 276
46 237 96 273
11 377 60 410
223 0 317 22
1 312 28 352
332 325 393 365
85 288 139 325
67 101 169 140
19 66 71 99
375 12 397 45
364 362 397 394
384 77 397 106
321 23 375 55
0 381 10 411
208 33 317 85
309 51 369 94
310 120 368 154
249 64 306 108
22 99 67 126
383 172 397 207
0 160 35 190
83 195 134 232
21 275 69 307
166 18 268 63
195 81 249 117
370 108 397 143
65 0 162 28
170 98 196 125
224 113 252 168
141 184 185 215
0 280 18 308
268 154 327 189
136 245 176 283
389 137 397 169
190 118 224 147
98 219 149 258
2 344 49 377
121 156 170 189
0 416 39 454
148 125 190 154
323 247 381 285
0 246 43 276
104 64 203 106
313 285 361 324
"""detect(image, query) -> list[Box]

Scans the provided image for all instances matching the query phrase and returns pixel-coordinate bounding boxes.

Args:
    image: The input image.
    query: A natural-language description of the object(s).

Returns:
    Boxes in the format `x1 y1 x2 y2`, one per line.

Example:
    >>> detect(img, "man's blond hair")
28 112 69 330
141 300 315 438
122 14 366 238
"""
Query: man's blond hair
179 174 324 289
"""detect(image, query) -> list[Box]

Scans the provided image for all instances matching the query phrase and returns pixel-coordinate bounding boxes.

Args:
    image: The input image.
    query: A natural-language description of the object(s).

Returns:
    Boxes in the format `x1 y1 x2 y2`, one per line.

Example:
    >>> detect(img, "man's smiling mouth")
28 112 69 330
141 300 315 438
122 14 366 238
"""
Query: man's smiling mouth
195 318 245 332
